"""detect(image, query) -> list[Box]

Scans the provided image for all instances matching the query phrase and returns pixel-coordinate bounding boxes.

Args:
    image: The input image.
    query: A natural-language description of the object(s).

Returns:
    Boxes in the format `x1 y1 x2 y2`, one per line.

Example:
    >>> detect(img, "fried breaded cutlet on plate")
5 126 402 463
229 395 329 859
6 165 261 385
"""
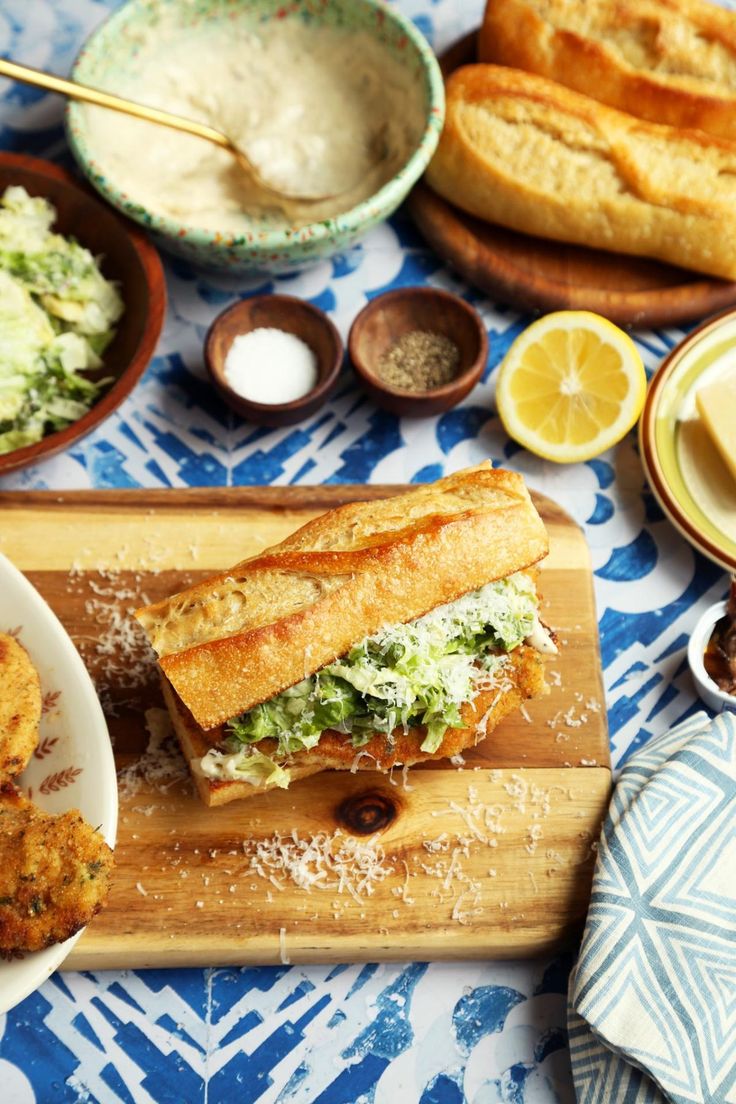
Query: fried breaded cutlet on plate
0 783 114 953
0 551 116 1012
0 632 41 783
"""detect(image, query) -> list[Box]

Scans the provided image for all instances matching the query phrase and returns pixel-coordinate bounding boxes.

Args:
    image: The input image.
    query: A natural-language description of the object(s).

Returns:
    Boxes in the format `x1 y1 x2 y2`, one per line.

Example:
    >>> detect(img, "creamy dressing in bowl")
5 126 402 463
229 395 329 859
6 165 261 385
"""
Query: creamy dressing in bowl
77 17 426 233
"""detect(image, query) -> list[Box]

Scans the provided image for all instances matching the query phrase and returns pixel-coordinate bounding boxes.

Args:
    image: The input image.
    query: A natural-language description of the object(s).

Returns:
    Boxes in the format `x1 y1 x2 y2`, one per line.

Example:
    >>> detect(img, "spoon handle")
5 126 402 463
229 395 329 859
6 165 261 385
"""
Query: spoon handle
0 57 234 151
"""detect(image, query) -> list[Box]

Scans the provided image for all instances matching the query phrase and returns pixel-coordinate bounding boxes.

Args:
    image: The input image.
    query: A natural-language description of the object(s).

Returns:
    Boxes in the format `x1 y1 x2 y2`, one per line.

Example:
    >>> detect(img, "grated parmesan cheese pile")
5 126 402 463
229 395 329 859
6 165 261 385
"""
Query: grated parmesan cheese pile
415 776 558 923
117 707 190 798
243 829 395 906
67 564 160 715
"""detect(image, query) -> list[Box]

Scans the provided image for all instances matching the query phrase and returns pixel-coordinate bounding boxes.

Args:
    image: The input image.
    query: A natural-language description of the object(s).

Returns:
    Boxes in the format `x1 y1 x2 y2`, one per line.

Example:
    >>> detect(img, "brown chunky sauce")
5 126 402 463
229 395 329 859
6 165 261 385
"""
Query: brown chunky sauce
704 578 736 696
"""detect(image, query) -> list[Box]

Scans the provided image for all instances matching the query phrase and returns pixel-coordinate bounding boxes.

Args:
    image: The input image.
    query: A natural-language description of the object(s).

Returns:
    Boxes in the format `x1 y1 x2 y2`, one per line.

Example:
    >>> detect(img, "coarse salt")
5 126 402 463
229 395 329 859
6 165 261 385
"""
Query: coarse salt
223 328 318 404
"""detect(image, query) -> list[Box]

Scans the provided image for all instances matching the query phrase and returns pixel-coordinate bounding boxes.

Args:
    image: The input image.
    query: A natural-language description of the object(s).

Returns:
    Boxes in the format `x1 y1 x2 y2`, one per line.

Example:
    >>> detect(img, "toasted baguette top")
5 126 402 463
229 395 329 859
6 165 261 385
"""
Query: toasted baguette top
425 64 736 281
480 0 736 139
135 464 549 730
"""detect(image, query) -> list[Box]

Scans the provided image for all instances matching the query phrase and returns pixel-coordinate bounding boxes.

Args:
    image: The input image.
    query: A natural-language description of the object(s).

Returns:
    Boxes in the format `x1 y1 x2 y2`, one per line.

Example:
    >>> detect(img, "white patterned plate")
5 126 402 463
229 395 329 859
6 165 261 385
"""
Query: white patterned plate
0 551 117 1014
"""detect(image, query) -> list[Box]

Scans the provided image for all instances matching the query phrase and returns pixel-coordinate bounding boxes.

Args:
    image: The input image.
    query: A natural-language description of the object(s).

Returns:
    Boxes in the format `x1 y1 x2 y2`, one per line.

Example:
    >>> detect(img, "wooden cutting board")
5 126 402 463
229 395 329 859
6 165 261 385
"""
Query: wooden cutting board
0 486 610 967
408 32 736 328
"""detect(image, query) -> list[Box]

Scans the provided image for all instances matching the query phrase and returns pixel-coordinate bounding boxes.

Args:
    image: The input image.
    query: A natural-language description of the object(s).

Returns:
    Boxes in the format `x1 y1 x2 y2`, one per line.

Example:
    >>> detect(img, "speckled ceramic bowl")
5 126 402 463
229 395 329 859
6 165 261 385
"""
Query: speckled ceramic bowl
67 0 444 274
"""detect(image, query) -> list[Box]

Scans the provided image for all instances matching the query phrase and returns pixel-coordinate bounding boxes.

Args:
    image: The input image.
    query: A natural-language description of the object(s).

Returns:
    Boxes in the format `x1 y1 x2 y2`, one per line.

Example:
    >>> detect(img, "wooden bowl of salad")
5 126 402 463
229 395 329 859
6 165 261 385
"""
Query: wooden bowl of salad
0 153 165 475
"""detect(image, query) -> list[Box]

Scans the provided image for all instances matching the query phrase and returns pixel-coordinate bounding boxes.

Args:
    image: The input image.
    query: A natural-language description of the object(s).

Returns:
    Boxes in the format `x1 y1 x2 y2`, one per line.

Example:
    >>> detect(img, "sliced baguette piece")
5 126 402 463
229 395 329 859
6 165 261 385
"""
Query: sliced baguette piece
425 65 736 281
479 0 736 140
162 642 548 806
135 463 549 731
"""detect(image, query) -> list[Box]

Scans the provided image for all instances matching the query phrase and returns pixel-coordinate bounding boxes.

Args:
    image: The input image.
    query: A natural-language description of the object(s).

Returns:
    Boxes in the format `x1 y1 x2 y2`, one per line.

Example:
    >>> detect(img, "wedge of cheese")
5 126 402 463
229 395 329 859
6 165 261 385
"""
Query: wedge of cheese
696 370 736 486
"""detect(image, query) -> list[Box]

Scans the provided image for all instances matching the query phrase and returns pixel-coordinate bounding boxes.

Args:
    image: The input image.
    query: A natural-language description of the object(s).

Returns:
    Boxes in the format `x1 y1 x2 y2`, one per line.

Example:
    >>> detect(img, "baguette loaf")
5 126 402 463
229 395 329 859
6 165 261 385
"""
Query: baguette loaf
162 642 547 806
136 463 549 730
425 65 736 280
479 0 736 140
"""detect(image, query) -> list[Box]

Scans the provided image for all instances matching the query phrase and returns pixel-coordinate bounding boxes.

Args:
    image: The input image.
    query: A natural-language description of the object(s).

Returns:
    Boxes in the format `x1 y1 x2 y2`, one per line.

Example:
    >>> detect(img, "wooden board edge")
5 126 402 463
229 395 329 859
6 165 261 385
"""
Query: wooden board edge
0 483 581 532
63 931 576 970
65 909 592 970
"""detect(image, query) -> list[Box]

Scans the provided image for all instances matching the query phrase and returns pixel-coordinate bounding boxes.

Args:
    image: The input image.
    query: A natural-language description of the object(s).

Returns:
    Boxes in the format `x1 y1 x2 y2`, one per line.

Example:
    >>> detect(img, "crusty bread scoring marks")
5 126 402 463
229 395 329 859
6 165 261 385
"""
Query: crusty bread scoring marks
479 0 736 139
144 570 346 656
139 481 525 657
425 63 736 280
486 0 736 86
454 68 736 216
136 466 549 731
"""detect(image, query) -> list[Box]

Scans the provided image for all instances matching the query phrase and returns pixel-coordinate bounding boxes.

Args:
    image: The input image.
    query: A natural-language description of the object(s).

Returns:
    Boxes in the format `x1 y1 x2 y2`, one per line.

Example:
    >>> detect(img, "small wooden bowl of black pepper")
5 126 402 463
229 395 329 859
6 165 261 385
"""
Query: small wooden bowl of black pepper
348 287 488 417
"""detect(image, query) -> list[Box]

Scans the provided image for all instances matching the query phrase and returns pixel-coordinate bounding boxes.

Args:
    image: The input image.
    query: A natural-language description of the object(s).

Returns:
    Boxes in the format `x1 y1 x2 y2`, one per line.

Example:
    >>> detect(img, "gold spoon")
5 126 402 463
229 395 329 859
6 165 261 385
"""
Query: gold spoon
0 57 335 210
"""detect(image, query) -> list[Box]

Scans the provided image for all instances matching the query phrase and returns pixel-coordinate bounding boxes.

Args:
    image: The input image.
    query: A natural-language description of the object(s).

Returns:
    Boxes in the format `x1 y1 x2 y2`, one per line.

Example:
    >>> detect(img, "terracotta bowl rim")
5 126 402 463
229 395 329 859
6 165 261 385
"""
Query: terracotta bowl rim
0 153 165 476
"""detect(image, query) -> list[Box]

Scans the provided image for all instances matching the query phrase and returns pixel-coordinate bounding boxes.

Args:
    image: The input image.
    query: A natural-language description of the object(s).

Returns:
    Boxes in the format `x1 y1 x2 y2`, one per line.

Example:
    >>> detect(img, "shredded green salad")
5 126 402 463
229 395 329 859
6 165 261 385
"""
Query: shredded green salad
0 186 123 454
199 572 542 786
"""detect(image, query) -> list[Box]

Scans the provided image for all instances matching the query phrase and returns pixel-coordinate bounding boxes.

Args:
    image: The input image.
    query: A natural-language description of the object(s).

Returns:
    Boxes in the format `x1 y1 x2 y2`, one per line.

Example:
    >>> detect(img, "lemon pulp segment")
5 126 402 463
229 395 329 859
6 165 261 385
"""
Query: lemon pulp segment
496 311 646 463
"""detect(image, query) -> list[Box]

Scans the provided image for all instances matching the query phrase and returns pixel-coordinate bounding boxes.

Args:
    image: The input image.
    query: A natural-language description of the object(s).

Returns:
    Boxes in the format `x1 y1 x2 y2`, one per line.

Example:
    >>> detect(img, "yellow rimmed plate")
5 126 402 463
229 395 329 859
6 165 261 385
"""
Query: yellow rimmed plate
640 306 736 572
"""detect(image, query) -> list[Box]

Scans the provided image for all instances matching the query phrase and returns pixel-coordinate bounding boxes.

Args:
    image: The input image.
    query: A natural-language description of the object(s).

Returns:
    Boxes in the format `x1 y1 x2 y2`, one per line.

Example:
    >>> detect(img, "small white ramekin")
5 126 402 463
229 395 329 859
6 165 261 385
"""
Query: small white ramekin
688 601 736 714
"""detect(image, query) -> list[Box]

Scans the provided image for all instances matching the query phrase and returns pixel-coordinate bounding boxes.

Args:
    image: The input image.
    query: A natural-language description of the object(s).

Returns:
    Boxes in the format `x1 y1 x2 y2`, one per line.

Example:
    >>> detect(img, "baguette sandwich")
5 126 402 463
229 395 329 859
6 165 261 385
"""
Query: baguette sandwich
425 64 736 281
135 464 556 806
479 0 736 141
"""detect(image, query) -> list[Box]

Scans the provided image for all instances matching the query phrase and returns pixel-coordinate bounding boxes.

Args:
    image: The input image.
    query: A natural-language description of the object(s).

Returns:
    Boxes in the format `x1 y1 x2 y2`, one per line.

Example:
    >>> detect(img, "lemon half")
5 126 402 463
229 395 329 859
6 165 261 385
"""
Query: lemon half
496 311 647 463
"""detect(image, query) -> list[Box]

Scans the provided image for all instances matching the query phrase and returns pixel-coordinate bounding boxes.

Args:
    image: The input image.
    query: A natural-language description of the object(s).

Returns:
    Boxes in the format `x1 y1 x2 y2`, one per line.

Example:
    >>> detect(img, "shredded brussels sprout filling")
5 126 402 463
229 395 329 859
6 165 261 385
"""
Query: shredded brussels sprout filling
200 573 541 782
0 186 123 455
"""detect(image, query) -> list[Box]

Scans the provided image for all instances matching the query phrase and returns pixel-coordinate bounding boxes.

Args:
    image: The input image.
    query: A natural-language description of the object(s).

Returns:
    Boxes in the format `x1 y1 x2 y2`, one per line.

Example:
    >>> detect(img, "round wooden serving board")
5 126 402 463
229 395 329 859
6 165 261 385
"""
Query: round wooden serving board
408 32 736 329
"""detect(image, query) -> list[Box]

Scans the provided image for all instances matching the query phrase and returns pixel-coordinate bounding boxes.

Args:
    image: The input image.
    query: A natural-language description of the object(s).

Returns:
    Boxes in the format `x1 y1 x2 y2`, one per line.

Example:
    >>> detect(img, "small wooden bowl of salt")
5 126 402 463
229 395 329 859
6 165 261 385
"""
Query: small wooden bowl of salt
205 295 344 427
348 287 488 417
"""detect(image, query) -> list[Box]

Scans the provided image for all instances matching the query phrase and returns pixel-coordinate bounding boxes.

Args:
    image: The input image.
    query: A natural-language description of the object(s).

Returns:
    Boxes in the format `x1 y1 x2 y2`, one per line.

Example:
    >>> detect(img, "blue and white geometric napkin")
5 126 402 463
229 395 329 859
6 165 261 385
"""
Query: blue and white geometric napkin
568 711 736 1104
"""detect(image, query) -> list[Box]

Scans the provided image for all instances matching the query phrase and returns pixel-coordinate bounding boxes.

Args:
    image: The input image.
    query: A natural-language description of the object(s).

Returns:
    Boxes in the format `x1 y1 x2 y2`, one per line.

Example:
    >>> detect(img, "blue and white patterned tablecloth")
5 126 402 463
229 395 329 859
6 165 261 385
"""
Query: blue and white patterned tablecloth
0 2 730 1101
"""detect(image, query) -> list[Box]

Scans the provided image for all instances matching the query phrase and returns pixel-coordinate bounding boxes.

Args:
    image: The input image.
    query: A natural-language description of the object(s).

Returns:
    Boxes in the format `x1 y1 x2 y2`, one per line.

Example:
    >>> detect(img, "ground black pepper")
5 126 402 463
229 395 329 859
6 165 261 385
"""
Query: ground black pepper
377 330 461 391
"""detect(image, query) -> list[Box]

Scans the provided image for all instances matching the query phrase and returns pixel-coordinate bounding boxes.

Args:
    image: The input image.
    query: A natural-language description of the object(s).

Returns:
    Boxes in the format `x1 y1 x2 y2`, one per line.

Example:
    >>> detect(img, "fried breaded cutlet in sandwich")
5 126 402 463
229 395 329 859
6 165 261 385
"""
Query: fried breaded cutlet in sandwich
0 632 42 783
135 463 557 807
0 784 113 952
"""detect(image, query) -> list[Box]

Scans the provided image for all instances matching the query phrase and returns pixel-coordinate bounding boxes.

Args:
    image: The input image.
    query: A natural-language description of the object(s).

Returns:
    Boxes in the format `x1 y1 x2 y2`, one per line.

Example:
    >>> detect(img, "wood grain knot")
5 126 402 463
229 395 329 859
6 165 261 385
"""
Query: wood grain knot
336 789 398 835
